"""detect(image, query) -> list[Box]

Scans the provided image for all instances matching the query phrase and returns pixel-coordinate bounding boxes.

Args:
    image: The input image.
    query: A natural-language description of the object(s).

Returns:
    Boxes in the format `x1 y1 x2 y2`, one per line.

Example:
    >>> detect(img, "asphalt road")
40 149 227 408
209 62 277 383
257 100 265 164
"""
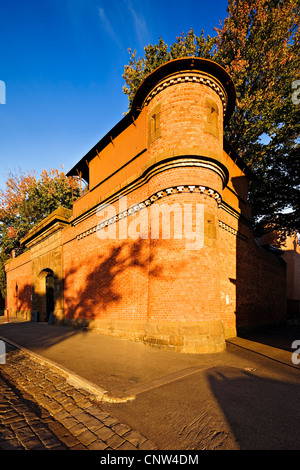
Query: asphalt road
1 318 300 450
101 340 300 450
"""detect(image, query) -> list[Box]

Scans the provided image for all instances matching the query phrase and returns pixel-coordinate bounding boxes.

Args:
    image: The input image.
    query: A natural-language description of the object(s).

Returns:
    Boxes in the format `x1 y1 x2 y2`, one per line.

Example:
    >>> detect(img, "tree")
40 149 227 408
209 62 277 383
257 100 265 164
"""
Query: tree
214 0 300 236
122 0 300 237
122 29 215 107
0 168 81 297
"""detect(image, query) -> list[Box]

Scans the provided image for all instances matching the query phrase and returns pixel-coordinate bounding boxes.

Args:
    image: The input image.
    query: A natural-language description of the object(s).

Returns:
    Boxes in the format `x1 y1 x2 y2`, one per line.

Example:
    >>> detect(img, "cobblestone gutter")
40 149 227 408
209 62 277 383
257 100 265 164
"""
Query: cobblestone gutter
0 344 157 450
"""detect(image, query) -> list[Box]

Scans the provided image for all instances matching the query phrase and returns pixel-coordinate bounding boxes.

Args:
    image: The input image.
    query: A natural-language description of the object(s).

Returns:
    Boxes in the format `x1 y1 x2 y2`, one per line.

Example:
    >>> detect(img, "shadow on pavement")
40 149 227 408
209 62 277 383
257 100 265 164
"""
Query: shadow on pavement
207 365 300 450
0 319 85 351
238 325 300 353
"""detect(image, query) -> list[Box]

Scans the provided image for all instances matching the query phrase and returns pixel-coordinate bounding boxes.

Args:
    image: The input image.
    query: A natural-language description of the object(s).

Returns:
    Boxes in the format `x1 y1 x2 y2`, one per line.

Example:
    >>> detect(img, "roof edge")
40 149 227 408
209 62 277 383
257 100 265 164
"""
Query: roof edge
21 207 72 246
67 57 237 182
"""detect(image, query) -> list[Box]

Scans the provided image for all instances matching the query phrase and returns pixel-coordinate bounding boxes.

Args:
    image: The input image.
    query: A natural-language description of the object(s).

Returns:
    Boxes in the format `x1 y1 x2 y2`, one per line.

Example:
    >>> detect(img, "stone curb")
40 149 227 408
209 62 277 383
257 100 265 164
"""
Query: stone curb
226 337 300 370
0 340 157 450
0 335 136 404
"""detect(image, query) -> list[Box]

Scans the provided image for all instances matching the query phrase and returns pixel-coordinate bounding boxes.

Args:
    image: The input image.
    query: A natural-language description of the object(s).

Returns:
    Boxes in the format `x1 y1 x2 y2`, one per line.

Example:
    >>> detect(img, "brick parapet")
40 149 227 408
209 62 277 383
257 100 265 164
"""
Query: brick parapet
4 58 290 352
146 75 224 162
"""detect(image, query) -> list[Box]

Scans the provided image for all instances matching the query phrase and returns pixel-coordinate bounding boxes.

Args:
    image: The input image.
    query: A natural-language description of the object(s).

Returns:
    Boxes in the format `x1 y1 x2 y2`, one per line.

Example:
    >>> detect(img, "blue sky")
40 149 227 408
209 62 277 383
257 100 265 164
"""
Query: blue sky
0 0 229 188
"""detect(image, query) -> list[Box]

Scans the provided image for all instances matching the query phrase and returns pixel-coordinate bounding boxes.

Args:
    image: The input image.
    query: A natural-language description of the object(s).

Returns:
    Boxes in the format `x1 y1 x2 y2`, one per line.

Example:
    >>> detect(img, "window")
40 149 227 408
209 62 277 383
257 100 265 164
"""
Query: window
204 98 219 139
148 103 161 145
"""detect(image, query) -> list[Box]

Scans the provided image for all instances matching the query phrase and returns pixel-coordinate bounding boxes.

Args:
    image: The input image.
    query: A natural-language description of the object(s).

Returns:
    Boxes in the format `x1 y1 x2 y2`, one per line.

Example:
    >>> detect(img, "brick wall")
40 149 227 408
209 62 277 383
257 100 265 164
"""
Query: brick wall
5 251 32 319
5 58 290 352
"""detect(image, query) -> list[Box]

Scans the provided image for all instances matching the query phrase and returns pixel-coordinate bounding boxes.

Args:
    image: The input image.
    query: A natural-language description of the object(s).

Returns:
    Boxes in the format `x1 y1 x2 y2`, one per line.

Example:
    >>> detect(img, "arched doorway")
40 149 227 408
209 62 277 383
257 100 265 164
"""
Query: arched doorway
35 268 55 322
45 271 54 321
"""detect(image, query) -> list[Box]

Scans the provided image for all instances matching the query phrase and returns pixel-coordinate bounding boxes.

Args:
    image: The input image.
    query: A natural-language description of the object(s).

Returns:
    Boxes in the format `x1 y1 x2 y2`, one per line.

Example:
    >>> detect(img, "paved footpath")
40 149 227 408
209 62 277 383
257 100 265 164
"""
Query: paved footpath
0 343 157 451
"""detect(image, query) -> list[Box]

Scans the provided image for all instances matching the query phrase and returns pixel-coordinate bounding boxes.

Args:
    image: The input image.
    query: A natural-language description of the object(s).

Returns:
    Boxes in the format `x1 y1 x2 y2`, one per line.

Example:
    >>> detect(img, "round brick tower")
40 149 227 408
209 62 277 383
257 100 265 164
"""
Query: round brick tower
132 58 236 353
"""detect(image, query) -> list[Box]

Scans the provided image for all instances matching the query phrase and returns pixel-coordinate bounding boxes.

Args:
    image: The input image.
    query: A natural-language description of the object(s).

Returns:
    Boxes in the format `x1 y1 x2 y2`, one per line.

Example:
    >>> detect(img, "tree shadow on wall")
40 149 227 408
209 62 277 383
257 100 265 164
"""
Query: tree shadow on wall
64 238 164 322
15 270 60 323
14 283 33 316
1 238 166 350
0 280 83 350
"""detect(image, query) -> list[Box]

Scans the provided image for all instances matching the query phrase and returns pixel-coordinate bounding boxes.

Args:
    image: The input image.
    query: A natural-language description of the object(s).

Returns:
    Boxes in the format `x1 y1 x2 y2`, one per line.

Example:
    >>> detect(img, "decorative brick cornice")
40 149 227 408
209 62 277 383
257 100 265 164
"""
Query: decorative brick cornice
71 155 228 227
218 220 248 242
219 201 253 229
143 72 228 117
76 185 222 241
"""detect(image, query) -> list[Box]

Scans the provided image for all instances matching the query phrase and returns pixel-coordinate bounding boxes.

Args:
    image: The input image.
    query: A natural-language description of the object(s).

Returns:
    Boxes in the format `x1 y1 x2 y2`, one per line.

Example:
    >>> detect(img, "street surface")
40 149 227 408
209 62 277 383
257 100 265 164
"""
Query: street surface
1 318 300 451
0 343 156 450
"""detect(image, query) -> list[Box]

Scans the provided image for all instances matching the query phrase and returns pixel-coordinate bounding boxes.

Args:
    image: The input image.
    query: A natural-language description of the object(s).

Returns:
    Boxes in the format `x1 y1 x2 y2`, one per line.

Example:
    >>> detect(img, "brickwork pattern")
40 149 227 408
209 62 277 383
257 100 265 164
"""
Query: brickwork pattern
0 344 156 450
5 251 32 319
146 76 224 163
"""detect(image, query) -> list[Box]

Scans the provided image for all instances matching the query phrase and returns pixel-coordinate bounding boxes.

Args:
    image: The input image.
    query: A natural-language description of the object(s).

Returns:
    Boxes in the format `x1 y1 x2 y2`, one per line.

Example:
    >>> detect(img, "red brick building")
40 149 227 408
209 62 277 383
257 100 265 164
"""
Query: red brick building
5 58 299 353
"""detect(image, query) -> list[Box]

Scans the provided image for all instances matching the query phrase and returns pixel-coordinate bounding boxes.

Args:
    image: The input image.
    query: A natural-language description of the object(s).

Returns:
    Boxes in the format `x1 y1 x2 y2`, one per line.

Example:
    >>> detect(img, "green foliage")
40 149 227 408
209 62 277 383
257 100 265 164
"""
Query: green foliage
122 29 215 107
122 1 300 237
